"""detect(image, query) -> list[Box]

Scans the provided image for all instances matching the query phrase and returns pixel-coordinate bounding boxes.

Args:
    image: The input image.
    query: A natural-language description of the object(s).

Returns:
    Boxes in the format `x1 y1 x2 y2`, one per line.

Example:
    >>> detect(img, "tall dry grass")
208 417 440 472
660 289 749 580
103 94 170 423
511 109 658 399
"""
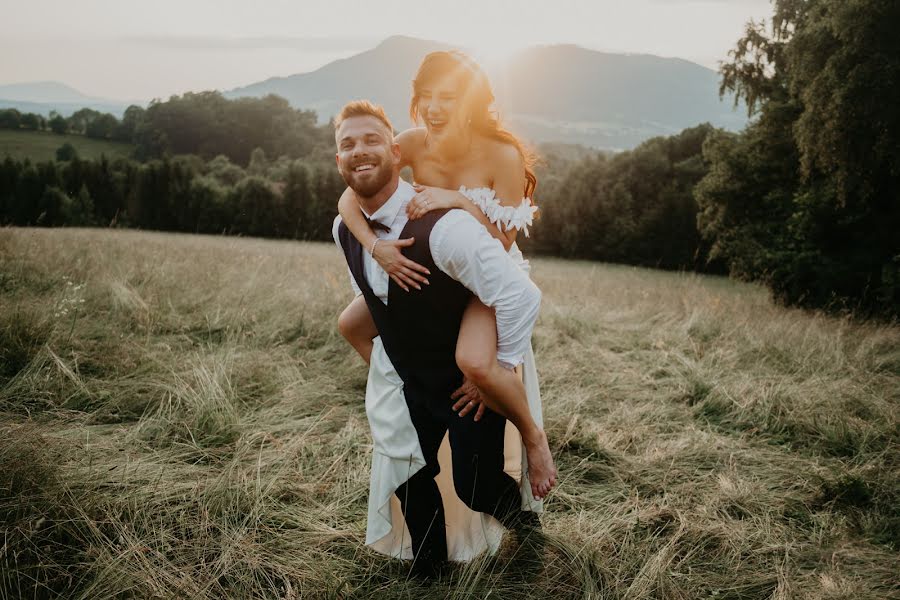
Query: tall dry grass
1 227 897 599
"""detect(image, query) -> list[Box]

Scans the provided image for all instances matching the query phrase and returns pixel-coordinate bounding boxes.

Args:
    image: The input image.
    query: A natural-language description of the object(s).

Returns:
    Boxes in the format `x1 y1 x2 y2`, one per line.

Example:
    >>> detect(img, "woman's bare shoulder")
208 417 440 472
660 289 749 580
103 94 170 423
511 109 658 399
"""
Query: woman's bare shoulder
481 137 525 171
396 127 427 158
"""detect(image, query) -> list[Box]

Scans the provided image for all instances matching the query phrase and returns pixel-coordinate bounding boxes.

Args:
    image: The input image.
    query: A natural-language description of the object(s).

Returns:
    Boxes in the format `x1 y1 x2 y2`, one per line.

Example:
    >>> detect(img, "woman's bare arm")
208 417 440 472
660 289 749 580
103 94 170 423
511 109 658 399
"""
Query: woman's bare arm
406 143 526 251
395 127 426 170
336 188 430 291
337 187 378 251
486 142 528 249
409 184 516 250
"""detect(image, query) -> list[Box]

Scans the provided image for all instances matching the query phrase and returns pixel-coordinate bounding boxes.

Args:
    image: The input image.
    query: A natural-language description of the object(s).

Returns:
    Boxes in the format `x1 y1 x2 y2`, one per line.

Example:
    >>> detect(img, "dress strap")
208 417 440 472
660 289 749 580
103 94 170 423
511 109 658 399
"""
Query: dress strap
458 186 539 238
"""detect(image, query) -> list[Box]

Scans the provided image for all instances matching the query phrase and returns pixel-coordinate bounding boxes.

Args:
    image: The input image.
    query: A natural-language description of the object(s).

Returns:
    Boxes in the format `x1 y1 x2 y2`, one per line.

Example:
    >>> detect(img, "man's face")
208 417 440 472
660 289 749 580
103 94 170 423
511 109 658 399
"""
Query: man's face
335 116 399 198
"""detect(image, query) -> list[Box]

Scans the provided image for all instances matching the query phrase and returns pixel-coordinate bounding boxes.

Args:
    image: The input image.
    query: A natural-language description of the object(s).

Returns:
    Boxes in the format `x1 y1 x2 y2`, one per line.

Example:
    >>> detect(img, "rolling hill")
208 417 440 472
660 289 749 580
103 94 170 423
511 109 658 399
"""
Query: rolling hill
0 82 130 117
0 37 750 150
226 35 748 149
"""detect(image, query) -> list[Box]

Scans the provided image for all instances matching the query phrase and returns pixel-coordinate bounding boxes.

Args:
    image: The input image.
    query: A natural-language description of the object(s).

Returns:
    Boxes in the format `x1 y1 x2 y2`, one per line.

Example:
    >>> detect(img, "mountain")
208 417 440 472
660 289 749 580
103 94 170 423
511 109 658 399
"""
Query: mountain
0 81 101 104
226 36 454 126
498 45 747 149
226 35 747 149
0 82 131 117
0 38 748 149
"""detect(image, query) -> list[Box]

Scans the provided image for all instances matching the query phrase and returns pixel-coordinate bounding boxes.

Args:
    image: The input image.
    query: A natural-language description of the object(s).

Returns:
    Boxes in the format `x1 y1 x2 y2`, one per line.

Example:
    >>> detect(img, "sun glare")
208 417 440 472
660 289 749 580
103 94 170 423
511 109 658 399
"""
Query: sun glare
466 39 528 69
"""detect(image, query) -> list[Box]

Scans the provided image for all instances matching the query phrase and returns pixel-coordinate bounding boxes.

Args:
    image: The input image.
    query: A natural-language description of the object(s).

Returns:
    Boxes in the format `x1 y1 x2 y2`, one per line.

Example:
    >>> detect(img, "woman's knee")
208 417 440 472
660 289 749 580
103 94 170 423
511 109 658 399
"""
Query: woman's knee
456 345 495 386
338 306 361 342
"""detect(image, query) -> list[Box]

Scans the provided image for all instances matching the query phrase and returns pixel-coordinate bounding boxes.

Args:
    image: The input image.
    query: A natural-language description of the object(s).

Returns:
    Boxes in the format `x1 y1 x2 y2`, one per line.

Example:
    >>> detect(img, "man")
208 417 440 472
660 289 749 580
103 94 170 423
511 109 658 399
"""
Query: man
331 100 541 575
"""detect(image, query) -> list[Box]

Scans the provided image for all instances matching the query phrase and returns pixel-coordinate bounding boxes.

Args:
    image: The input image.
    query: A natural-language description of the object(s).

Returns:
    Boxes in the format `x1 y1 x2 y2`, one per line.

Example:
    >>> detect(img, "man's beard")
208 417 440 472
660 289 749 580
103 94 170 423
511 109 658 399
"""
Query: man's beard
340 158 394 198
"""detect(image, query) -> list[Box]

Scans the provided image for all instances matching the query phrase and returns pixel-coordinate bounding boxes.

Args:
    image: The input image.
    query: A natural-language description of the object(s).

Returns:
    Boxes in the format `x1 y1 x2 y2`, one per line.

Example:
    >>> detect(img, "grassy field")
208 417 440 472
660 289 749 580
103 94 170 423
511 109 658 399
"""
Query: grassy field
1 227 897 599
0 129 134 162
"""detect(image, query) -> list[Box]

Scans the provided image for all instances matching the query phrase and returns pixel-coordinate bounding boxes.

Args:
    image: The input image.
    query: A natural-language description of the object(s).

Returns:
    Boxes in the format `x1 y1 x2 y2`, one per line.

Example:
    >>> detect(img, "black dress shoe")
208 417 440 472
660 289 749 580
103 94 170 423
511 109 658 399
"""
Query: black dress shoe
408 556 451 581
505 511 546 579
505 509 543 535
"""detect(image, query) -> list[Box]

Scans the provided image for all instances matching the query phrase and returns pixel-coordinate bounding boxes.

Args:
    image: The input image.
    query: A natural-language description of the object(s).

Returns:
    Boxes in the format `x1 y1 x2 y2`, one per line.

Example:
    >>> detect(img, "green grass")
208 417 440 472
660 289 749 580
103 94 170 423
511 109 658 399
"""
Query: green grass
1 227 898 599
0 129 134 162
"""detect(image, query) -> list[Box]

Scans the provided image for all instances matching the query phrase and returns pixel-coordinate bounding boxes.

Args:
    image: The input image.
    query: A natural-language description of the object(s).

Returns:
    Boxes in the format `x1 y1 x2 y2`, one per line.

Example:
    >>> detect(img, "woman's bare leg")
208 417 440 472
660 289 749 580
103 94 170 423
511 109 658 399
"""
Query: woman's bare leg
338 295 378 364
455 297 557 500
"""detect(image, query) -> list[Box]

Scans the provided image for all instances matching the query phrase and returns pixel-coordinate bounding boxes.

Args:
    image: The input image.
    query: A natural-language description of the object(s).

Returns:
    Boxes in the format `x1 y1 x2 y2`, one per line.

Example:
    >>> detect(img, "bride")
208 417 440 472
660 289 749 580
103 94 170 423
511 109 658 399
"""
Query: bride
336 50 556 561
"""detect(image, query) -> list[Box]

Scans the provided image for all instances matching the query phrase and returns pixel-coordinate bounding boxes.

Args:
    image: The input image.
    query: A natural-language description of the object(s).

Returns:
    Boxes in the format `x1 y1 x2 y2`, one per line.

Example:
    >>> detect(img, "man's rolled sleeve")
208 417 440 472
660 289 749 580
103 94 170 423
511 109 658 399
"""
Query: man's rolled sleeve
431 210 540 367
496 282 540 368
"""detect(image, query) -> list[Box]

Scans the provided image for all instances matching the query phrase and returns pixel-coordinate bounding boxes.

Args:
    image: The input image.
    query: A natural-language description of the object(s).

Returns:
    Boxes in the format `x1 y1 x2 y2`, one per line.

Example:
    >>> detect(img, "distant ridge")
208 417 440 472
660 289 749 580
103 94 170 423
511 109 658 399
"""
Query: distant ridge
0 81 131 117
227 35 747 149
226 36 455 127
0 81 100 104
0 36 748 149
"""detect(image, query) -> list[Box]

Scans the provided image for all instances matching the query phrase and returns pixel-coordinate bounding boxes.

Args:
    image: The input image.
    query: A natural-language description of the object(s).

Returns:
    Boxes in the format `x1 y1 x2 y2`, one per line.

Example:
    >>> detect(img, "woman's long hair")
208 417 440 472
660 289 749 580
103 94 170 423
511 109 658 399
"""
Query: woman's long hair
410 50 538 199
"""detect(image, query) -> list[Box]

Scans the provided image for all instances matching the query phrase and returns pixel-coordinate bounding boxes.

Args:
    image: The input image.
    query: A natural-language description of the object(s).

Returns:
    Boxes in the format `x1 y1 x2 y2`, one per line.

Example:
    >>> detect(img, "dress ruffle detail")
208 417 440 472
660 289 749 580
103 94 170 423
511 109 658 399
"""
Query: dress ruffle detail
458 186 539 238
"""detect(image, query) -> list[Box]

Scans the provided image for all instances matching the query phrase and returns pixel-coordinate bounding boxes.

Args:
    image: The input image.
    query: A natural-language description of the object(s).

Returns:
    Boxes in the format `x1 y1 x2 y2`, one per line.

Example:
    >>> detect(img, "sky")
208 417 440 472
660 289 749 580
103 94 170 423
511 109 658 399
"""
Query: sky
1 0 774 102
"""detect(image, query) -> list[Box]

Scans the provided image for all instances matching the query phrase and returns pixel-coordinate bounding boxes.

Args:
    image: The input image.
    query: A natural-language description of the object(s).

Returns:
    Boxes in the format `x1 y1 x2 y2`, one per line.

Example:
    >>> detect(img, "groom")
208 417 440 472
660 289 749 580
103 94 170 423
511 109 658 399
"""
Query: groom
331 100 541 574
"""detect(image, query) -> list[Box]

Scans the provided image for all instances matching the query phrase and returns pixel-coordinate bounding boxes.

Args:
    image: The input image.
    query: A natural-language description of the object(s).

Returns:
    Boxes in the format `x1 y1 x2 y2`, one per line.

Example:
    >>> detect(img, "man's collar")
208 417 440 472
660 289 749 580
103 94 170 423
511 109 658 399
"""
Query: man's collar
363 179 415 226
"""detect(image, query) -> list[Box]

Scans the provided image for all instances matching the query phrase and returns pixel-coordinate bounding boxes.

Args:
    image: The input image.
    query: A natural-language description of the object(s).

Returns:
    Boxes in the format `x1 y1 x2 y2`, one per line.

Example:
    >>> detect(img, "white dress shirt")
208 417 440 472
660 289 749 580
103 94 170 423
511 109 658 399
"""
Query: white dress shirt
332 179 541 367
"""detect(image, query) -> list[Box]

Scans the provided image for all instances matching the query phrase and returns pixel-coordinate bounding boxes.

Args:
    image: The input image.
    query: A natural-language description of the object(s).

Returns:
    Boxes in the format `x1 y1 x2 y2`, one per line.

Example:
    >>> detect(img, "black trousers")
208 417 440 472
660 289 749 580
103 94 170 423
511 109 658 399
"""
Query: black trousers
394 385 522 564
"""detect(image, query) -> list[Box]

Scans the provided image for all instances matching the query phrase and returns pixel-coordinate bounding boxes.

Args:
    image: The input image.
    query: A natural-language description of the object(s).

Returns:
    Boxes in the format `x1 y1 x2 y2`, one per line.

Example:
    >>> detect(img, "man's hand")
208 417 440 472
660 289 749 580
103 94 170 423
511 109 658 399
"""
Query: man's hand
451 378 486 421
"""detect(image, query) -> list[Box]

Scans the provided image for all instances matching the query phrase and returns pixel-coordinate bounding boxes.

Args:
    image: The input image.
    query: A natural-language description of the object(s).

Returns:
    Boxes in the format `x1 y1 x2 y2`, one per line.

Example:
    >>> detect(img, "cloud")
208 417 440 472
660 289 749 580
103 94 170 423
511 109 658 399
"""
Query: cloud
122 35 377 53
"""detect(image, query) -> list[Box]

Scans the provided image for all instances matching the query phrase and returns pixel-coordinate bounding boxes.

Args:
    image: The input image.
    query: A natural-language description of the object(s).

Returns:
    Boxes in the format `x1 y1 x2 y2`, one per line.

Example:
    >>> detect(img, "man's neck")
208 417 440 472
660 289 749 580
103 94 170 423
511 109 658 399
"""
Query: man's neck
357 176 400 217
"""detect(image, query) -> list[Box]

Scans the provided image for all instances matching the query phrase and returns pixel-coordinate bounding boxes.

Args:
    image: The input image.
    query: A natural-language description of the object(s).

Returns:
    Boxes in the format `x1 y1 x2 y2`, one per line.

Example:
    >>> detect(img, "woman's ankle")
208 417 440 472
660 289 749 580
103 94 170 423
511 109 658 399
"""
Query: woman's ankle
520 424 546 446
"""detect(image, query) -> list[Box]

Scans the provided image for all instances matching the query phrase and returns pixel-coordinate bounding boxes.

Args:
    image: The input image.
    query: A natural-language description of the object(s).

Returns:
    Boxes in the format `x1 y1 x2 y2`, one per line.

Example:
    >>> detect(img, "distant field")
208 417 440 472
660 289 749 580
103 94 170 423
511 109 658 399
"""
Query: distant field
1 228 897 599
0 129 134 162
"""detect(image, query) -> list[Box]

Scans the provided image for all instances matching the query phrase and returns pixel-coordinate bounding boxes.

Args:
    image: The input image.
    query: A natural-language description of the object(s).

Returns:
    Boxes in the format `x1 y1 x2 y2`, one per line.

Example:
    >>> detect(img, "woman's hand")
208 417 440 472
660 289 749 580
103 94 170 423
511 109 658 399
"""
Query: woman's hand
407 184 465 220
372 238 431 292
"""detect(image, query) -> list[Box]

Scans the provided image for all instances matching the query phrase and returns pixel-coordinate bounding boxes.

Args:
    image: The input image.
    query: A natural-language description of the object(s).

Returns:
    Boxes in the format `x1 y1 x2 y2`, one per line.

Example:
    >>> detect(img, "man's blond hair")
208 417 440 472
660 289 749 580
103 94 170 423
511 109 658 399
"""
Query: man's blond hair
334 100 394 134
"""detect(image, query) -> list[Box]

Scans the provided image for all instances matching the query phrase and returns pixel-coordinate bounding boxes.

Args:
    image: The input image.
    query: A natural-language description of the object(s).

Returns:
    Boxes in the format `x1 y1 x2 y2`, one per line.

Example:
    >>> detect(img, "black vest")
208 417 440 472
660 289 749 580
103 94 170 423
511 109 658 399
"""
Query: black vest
338 209 472 411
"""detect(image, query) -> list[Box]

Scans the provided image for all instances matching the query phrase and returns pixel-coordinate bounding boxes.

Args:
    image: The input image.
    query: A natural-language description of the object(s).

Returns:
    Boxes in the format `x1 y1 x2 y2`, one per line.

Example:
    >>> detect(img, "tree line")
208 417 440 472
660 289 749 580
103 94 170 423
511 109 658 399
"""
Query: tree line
1 92 335 166
530 0 897 318
694 0 899 317
0 150 344 241
0 107 131 139
528 124 722 273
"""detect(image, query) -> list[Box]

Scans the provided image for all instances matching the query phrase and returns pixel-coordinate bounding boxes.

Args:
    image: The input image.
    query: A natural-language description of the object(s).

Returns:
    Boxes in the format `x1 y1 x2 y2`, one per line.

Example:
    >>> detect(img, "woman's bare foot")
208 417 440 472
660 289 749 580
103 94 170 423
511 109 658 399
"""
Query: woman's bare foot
524 429 557 500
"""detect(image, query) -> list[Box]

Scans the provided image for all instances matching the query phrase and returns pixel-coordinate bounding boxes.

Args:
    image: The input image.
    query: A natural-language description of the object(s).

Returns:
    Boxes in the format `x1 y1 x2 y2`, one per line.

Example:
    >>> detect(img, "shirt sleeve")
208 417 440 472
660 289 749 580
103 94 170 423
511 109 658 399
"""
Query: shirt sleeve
333 215 362 298
430 210 541 367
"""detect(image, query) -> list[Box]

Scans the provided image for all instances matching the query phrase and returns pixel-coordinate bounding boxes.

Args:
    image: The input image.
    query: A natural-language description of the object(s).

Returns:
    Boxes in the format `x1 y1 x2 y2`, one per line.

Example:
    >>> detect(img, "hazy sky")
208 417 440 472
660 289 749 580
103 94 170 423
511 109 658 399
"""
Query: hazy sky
1 0 773 101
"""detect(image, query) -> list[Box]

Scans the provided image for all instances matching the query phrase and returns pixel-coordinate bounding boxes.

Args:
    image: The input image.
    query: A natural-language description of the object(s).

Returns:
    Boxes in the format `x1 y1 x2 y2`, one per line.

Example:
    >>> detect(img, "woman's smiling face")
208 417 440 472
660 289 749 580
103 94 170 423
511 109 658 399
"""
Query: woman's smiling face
415 71 467 144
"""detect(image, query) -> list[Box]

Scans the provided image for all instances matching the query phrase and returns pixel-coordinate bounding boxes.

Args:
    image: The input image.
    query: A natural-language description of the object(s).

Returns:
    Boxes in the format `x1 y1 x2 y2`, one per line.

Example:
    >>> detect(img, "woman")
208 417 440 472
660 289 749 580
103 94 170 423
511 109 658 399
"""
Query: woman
337 50 556 560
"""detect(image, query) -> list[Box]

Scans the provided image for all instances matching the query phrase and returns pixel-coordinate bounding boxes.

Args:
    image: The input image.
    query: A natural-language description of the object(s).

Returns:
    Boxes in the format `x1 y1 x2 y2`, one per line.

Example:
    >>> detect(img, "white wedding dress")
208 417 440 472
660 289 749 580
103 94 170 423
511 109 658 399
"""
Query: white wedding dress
364 187 545 562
